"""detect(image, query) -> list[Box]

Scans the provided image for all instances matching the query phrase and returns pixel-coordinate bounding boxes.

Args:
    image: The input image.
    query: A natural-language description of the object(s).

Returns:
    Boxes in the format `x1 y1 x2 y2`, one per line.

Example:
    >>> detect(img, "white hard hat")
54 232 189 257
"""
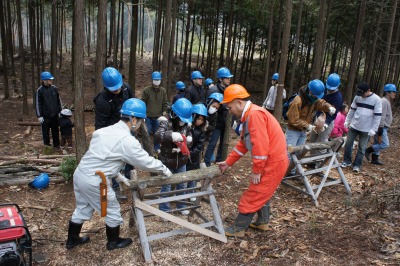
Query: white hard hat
61 109 72 116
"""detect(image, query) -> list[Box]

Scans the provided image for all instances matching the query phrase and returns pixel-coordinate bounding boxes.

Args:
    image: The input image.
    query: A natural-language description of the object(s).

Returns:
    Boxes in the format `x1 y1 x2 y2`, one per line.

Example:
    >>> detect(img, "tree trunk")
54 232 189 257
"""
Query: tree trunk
0 0 10 99
28 0 37 107
119 1 124 69
152 0 162 71
311 0 326 79
129 0 138 95
108 0 115 59
225 0 234 67
181 0 192 78
73 0 87 162
262 1 274 100
16 0 28 115
289 0 303 96
95 0 107 94
50 0 58 78
161 0 173 94
273 1 283 73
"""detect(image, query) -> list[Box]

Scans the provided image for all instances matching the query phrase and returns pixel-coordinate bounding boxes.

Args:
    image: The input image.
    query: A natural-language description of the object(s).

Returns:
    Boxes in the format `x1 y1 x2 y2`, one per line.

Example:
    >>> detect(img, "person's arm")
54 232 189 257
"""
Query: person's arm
154 120 173 144
371 96 382 132
35 87 43 117
247 111 270 174
190 131 206 155
287 96 308 130
345 97 357 125
162 88 168 114
94 98 111 130
55 87 62 113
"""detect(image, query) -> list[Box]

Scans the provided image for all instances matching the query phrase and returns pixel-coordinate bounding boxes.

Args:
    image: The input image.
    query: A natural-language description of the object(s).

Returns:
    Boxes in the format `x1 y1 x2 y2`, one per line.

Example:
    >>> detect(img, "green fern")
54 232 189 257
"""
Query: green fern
60 156 77 181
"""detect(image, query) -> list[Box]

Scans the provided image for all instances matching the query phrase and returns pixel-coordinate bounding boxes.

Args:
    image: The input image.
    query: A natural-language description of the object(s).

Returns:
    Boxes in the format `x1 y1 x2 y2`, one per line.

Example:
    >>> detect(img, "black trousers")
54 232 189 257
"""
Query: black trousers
41 116 60 147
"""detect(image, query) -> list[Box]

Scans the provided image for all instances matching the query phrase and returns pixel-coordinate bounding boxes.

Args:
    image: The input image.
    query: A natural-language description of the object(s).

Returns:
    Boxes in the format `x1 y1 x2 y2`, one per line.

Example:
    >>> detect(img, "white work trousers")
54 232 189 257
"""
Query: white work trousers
71 171 123 227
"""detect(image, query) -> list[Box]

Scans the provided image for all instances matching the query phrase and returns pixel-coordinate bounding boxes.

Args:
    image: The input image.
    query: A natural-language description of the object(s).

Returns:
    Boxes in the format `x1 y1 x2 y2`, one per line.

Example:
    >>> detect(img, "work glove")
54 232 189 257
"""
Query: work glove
250 173 261 184
115 173 130 190
321 124 329 132
186 135 193 144
328 107 336 115
368 129 376 137
306 124 315 132
171 132 183 142
161 165 172 179
344 121 349 129
174 135 190 156
162 111 167 117
157 116 168 122
200 162 207 169
217 161 229 173
38 117 44 123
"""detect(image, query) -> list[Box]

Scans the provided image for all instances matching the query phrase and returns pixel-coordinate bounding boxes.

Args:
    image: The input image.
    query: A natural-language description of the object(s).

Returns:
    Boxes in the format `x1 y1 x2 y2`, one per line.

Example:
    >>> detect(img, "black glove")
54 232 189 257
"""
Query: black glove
377 127 383 136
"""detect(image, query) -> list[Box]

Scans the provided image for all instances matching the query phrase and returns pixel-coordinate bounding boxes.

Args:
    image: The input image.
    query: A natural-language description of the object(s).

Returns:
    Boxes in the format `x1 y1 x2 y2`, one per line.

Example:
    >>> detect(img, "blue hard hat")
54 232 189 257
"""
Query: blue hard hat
192 104 208 117
271 73 279 81
208 92 223 103
384 83 397 93
102 67 123 91
151 71 162 80
120 98 147 118
40 71 54 80
308 79 325 99
217 67 233 79
191 71 204 79
29 173 50 190
205 78 213 86
326 73 341 90
171 98 193 123
175 81 186 91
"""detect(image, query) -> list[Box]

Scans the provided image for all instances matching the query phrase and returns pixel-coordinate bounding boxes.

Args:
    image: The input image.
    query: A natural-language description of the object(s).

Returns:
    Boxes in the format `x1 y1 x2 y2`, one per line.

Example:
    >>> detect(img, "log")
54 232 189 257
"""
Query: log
0 176 65 187
129 165 221 189
288 138 344 154
0 157 61 165
17 122 41 126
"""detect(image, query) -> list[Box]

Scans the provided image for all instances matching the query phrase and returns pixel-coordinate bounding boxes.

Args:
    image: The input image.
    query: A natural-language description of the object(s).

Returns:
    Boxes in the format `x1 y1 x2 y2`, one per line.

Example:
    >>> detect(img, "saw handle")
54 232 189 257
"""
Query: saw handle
95 171 108 217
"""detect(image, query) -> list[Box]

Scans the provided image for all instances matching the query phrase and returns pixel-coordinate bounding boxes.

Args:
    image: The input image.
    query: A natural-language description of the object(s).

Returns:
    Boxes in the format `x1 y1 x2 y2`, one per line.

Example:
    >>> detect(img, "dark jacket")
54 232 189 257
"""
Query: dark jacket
207 83 228 129
187 122 207 171
172 91 187 104
35 84 62 118
185 84 206 104
59 116 74 136
93 83 132 130
316 90 343 125
155 119 192 170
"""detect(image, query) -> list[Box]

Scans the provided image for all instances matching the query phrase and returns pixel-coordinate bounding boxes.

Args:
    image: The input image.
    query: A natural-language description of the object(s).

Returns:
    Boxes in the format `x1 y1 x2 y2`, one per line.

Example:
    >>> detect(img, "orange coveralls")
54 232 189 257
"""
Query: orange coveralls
225 103 289 214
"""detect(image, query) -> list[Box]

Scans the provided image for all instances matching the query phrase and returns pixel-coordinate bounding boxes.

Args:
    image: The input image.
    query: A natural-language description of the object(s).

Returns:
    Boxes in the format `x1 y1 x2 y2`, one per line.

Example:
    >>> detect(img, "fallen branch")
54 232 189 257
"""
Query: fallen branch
0 177 65 187
17 122 41 126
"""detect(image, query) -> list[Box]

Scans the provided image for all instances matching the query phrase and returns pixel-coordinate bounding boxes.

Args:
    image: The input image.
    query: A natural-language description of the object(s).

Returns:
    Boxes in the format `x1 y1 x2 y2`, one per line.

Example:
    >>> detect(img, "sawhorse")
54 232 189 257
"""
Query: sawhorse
129 166 227 263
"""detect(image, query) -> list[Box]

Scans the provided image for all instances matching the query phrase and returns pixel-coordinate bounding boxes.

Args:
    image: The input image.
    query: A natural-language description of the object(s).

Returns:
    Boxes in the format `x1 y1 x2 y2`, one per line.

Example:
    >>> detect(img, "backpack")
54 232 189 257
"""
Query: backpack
282 93 299 120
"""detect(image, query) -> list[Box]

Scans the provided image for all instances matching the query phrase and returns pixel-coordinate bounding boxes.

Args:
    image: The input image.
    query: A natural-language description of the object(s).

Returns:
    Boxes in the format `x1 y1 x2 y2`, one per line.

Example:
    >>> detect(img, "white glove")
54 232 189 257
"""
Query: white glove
115 173 130 188
344 121 349 128
38 117 44 123
306 124 315 132
368 129 376 136
328 107 336 115
157 116 168 122
186 136 193 144
232 120 238 130
171 132 183 142
321 124 329 132
172 147 181 153
162 166 172 179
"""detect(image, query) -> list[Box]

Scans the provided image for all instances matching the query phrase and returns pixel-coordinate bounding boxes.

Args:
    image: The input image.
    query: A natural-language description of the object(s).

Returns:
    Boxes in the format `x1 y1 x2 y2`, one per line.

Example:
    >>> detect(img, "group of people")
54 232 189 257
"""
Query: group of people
35 65 396 250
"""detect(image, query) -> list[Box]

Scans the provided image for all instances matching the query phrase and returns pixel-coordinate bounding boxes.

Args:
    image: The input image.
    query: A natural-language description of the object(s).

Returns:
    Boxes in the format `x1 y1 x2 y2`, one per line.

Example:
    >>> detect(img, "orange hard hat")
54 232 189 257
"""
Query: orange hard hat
220 84 250 104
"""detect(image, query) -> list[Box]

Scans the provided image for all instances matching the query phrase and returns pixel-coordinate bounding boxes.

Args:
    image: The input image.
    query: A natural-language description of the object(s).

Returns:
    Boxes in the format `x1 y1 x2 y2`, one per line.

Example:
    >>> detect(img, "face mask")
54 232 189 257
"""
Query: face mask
208 106 218 115
153 80 161 86
179 121 185 126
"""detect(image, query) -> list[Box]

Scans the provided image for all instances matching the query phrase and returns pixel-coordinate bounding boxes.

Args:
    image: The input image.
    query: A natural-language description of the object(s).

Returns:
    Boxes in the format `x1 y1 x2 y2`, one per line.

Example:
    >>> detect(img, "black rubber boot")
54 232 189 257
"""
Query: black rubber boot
225 212 255 237
66 221 90 249
365 147 374 161
106 225 133 250
371 154 383 165
249 202 270 231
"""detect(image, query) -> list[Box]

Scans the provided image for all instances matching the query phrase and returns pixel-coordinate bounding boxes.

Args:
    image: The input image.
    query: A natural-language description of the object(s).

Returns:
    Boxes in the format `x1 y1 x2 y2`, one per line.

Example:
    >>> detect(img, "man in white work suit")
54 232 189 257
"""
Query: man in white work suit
66 98 172 251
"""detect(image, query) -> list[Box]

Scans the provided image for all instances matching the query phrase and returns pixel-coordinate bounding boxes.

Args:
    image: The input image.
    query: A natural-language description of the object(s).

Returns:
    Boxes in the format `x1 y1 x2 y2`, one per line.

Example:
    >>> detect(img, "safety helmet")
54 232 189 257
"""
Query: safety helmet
171 98 193 123
384 83 397 93
208 92 224 103
29 173 50 190
191 71 204 80
120 98 147 118
205 78 214 86
102 67 123 91
271 73 279 81
61 109 73 116
326 73 341 90
175 81 186 91
217 67 233 79
151 71 162 80
220 84 250 104
40 71 54 80
192 104 208 117
307 79 325 99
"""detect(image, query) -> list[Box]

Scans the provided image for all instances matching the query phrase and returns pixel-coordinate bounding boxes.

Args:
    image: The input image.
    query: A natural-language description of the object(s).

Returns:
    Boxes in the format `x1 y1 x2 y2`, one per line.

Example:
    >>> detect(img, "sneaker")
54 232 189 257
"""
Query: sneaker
353 166 360 173
341 162 351 168
181 210 190 215
190 197 197 202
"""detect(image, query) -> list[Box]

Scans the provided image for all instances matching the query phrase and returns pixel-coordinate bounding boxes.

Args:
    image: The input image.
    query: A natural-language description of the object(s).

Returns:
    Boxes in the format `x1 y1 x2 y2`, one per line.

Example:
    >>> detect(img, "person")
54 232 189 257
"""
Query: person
341 82 382 173
36 71 62 148
204 92 223 138
217 84 289 237
141 71 168 153
155 98 193 215
66 98 172 251
365 84 397 165
172 81 187 104
185 70 206 104
330 103 349 139
262 73 287 113
309 73 344 154
59 108 74 150
204 78 214 95
186 104 208 199
286 79 336 148
204 67 233 166
93 67 133 130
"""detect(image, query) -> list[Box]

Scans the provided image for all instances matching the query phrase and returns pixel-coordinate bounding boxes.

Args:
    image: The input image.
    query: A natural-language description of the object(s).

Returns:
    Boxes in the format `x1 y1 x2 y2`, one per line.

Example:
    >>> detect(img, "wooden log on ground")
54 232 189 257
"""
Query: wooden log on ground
129 165 221 189
0 155 70 160
0 157 61 165
288 138 344 154
0 176 65 187
17 122 41 126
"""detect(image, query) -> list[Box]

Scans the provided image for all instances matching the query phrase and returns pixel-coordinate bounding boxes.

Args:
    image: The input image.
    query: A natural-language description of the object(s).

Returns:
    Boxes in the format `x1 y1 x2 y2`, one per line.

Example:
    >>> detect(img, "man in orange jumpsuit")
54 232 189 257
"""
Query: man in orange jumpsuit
217 84 289 237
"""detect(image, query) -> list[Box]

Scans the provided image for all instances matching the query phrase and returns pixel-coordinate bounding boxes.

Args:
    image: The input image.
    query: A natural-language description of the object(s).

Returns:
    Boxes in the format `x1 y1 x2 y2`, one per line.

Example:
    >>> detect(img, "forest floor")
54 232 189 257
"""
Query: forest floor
0 56 399 265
